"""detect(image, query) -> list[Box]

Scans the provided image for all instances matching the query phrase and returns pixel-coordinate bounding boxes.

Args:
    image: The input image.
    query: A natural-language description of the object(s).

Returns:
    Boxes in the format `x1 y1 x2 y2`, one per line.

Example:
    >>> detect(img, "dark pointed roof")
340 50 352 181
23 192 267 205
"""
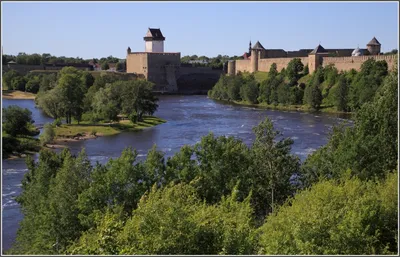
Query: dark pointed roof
252 41 265 50
367 37 381 46
310 44 327 54
144 28 165 41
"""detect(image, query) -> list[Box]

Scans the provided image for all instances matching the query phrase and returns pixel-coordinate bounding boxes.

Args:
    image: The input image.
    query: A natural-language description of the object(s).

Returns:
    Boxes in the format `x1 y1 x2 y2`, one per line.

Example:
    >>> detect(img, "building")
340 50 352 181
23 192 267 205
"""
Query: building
126 28 181 92
228 37 396 75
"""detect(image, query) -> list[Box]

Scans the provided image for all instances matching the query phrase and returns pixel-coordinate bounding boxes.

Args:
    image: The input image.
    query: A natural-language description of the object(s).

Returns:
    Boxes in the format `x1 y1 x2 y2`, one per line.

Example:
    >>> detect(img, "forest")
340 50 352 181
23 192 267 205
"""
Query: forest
208 58 392 113
7 61 398 254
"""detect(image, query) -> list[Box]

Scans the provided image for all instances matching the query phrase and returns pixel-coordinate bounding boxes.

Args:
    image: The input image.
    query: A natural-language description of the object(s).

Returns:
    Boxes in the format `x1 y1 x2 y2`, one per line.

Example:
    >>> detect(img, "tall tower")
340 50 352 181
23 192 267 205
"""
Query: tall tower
308 44 328 73
144 28 165 53
366 37 381 55
251 41 265 73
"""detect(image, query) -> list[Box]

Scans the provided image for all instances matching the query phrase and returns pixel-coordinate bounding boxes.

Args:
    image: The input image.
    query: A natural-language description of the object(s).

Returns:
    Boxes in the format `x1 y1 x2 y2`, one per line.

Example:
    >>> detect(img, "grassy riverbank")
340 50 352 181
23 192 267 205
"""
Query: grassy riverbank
54 116 166 141
2 90 36 99
215 98 351 115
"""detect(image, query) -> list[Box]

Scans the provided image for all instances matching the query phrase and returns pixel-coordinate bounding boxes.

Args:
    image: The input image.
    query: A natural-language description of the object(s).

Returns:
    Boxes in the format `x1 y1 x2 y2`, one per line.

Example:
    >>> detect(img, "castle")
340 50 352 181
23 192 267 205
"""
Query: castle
126 28 181 92
228 37 397 75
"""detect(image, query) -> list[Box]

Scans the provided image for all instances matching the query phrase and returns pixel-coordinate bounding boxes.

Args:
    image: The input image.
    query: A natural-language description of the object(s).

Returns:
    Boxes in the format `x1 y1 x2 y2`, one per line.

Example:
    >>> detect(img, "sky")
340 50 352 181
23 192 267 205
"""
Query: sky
2 1 399 59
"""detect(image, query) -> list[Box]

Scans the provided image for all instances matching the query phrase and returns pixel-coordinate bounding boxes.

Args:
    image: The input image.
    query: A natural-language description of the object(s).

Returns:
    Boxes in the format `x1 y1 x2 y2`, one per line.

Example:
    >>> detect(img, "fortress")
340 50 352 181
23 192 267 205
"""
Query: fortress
126 28 222 93
228 38 397 75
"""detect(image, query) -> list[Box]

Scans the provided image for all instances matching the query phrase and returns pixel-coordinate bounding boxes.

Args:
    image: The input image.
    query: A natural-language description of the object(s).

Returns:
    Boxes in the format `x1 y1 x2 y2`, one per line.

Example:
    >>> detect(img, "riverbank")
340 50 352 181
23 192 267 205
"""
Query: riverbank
2 90 36 99
54 116 166 142
211 98 352 116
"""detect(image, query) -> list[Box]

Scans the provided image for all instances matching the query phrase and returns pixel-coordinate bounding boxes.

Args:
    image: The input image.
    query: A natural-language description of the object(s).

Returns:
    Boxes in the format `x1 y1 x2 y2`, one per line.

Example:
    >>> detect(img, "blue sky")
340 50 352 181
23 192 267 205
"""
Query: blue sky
2 1 398 59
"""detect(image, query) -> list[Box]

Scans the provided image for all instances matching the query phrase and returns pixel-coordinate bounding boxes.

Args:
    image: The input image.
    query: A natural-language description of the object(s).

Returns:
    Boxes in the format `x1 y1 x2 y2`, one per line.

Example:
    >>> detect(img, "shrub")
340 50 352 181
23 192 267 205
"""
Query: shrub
39 123 55 146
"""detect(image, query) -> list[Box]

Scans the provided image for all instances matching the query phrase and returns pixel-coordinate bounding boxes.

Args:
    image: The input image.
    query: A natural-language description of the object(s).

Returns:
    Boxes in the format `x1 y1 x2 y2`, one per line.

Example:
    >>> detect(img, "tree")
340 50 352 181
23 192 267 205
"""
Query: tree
39 123 55 146
102 62 110 70
81 71 95 89
333 75 349 112
286 58 304 83
2 70 21 90
300 63 398 187
11 76 27 91
304 80 322 110
248 118 299 218
25 75 41 93
2 105 34 136
116 62 124 71
258 172 398 255
240 80 259 104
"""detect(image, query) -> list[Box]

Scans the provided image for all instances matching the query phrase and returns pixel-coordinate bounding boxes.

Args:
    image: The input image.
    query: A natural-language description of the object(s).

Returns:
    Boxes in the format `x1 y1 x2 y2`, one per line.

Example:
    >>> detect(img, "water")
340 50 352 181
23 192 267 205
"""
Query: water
1 95 351 252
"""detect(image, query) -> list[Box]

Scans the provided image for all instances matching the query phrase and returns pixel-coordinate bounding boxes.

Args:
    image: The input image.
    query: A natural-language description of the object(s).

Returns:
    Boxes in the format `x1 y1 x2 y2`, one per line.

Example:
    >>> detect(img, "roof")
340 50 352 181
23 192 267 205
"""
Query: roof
367 37 381 46
252 41 265 50
144 28 165 41
310 44 327 54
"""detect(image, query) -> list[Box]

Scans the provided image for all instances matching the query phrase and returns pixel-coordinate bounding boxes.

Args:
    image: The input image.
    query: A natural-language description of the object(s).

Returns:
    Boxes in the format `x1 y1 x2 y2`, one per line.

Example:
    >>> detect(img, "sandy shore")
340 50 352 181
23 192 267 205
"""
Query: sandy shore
2 90 36 100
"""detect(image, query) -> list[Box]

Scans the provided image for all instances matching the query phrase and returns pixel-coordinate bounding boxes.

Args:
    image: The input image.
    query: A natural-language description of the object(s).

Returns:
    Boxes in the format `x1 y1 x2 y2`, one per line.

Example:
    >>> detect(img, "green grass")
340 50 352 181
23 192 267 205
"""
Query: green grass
55 116 166 139
297 74 312 85
254 71 269 82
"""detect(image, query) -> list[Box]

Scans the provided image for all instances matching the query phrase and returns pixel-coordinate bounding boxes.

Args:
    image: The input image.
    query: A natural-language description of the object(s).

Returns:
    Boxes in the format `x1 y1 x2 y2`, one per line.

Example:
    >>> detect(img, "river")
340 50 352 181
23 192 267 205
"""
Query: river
2 95 351 252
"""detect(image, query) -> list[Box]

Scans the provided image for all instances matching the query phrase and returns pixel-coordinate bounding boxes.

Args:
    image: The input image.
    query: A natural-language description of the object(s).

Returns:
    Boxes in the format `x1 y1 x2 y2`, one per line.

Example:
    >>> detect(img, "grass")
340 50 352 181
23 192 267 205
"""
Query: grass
2 90 36 99
254 71 269 82
54 116 166 139
228 99 351 115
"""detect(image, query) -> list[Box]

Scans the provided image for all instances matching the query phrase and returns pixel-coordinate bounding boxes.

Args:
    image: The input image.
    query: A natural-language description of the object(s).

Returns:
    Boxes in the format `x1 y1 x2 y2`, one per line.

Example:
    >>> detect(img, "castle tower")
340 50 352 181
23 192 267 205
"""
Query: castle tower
308 44 328 73
227 60 236 75
144 28 165 53
366 37 381 55
127 46 131 55
251 41 265 73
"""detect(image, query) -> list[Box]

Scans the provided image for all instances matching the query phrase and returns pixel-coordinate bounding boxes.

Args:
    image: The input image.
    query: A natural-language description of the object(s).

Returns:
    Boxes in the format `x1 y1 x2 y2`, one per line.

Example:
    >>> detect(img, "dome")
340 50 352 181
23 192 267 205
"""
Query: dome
352 47 362 56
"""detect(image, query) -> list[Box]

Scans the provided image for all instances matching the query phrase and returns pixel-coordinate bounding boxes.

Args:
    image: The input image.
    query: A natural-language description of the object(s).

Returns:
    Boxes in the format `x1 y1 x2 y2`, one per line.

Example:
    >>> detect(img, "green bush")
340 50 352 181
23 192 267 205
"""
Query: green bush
39 123 55 146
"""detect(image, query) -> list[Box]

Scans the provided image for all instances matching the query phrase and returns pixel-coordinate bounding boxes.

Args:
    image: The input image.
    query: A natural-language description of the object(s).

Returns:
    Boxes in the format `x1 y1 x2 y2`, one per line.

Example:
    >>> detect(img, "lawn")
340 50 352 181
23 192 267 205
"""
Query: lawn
54 116 166 139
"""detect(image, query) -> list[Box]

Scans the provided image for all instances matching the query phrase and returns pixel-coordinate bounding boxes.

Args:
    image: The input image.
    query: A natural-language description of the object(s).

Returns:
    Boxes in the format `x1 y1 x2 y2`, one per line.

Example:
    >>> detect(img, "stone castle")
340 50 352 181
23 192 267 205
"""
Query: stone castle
228 37 397 75
126 28 181 92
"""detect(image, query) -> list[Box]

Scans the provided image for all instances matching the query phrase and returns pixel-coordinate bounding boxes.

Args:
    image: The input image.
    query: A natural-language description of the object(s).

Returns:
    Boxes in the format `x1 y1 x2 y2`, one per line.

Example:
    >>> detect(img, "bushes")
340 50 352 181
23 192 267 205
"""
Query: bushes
39 123 55 146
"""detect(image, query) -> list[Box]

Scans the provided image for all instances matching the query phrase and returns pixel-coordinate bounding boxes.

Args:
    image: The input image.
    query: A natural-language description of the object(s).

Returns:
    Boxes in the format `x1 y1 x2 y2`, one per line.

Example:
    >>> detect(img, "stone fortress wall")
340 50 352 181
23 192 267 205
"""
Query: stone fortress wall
231 55 397 75
229 37 397 75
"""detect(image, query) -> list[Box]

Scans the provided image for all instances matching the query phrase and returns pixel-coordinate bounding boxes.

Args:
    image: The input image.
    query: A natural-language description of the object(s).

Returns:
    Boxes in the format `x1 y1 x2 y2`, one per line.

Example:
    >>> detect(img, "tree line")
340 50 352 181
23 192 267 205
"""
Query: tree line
33 67 158 125
8 62 398 254
2 52 124 67
209 58 392 112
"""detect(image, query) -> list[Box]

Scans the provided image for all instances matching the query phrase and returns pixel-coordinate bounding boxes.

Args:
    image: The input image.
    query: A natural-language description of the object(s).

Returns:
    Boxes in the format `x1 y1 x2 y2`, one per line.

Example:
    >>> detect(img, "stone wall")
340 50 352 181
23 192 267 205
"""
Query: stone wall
322 55 397 72
147 53 180 91
177 67 223 93
235 60 251 74
258 57 309 72
126 53 148 77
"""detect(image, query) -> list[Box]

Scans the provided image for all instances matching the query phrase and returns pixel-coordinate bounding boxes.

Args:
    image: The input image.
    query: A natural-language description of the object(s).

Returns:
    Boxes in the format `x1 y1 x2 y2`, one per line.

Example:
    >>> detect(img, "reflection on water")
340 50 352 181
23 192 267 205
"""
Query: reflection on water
2 95 351 251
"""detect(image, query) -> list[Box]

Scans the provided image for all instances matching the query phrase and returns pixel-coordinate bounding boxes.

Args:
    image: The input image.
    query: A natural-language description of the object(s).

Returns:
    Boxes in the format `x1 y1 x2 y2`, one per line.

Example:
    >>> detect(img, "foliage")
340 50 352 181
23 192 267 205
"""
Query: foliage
301 64 398 186
2 105 34 136
258 172 398 255
101 62 110 70
39 123 55 146
303 79 322 110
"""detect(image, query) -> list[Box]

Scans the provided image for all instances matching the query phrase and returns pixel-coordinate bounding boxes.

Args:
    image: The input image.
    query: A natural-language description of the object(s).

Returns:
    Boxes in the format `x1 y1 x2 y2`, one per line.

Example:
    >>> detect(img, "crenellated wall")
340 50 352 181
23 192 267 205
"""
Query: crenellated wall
322 55 397 71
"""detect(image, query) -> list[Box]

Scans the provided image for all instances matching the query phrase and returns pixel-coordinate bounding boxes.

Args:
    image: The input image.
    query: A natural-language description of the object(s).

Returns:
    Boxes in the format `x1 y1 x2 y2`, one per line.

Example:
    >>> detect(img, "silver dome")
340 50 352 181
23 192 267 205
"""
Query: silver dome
352 47 362 56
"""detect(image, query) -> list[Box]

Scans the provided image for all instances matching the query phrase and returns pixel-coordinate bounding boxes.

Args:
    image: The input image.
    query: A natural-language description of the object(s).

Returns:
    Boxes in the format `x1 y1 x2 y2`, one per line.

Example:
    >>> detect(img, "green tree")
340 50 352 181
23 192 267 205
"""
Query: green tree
304 80 322 110
39 123 55 146
11 76 28 91
286 58 304 83
81 71 95 89
333 75 349 112
240 80 259 104
101 62 110 70
2 105 34 136
258 172 398 255
2 70 21 90
301 63 398 186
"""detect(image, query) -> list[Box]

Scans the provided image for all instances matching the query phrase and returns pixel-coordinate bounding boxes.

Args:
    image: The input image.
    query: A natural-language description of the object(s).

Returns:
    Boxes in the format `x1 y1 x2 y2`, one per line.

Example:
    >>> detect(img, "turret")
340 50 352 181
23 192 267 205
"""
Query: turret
227 60 236 75
366 37 381 55
127 46 131 55
251 41 265 73
308 44 328 73
144 28 165 53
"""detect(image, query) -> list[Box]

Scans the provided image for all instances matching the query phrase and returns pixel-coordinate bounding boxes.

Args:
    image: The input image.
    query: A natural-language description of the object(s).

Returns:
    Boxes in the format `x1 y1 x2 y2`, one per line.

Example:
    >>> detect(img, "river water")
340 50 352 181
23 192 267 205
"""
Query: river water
2 95 351 252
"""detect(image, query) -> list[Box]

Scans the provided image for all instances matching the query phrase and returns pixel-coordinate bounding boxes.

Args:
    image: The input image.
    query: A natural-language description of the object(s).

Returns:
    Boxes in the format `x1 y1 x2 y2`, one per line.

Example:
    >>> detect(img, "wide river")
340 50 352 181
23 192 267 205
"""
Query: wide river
2 95 351 251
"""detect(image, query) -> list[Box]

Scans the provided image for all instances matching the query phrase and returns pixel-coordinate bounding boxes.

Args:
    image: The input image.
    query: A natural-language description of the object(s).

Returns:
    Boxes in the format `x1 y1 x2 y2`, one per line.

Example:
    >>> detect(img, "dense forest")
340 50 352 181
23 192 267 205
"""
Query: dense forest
208 58 393 113
7 61 398 254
